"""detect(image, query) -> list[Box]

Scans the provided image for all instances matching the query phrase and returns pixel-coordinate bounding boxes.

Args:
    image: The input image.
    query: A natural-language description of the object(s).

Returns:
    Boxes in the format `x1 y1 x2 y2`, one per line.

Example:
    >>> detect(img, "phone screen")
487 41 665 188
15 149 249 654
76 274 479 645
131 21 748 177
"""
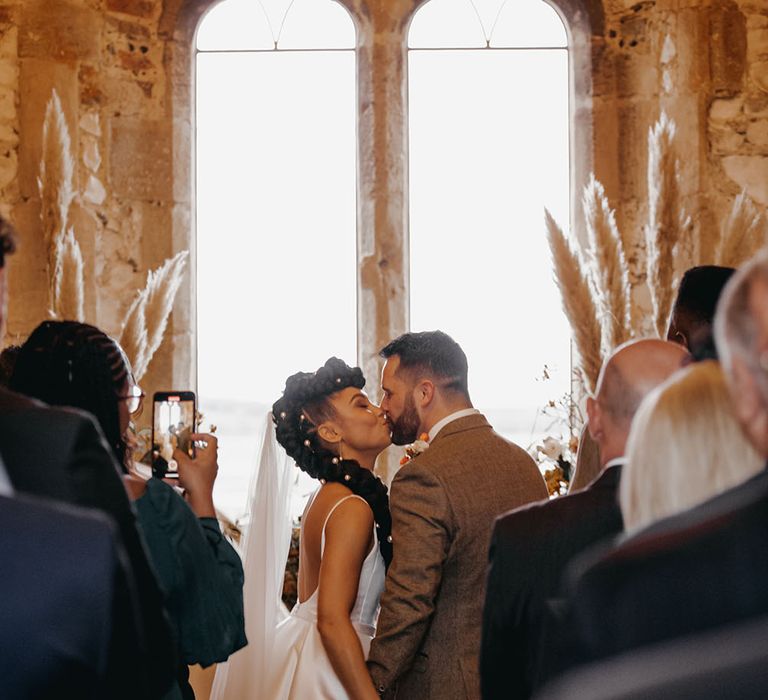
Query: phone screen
152 392 196 478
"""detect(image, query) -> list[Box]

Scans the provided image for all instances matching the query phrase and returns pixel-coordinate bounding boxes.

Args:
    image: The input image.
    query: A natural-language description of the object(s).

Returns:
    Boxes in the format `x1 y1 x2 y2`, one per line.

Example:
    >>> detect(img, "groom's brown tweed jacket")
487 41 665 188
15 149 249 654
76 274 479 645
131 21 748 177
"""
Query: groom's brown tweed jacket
367 413 548 699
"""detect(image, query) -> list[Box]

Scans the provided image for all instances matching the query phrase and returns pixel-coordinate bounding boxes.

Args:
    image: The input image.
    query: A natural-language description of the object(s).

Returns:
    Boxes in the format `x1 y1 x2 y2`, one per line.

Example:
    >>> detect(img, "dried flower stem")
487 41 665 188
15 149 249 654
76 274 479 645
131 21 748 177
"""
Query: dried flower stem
582 175 632 354
545 209 603 393
717 190 767 267
645 112 685 338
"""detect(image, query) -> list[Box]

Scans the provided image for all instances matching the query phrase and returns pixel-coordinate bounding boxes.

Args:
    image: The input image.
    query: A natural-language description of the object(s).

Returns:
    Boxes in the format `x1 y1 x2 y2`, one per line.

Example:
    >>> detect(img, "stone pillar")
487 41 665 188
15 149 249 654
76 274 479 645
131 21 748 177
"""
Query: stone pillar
342 0 420 400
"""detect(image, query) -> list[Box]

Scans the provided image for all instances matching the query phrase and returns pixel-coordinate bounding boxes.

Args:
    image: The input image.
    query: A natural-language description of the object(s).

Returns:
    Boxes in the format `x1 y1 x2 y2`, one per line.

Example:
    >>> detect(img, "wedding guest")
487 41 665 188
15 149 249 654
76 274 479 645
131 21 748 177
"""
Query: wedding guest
10 320 247 700
560 252 768 672
367 330 548 699
620 360 763 533
0 216 175 696
0 488 146 699
480 339 687 700
667 264 735 357
0 344 19 386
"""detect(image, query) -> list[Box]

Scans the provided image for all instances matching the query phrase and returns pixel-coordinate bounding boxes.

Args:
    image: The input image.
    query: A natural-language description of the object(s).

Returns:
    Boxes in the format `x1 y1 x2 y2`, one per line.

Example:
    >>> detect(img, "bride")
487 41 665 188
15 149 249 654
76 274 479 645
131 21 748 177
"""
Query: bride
212 357 392 700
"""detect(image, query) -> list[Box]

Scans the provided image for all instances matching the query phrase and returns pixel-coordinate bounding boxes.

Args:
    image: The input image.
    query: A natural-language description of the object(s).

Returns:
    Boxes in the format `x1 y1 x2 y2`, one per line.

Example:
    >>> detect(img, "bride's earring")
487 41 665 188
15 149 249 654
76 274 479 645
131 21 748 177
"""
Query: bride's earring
338 441 344 462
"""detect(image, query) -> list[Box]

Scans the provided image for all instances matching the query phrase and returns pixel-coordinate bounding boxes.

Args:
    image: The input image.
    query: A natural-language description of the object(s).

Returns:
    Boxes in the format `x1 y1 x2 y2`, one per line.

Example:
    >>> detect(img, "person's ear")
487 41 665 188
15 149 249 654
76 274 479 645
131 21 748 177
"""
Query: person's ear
586 396 602 441
414 379 435 408
316 422 342 446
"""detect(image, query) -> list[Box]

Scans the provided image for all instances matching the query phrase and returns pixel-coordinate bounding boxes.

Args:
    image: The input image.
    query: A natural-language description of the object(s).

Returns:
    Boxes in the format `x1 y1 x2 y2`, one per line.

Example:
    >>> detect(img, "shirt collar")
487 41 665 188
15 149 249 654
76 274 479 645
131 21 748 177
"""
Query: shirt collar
0 452 13 497
604 456 627 470
428 408 480 442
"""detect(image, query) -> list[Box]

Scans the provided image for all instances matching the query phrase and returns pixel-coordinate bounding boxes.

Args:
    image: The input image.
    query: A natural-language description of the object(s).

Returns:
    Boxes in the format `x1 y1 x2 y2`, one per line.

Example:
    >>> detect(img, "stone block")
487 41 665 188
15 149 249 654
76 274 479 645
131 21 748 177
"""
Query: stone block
753 60 768 93
82 135 101 171
722 154 768 204
101 68 166 119
80 111 101 137
0 58 18 89
171 118 191 203
106 0 160 21
710 96 744 120
18 59 79 200
746 119 768 147
709 0 748 96
109 117 173 200
0 25 18 60
748 28 768 57
79 63 105 108
19 1 101 61
710 126 746 152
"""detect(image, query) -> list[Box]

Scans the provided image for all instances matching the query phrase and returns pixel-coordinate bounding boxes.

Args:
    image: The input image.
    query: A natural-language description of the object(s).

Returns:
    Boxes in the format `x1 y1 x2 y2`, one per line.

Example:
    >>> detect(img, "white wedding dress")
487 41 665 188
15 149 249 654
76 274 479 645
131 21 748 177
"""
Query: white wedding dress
210 415 385 700
267 492 386 699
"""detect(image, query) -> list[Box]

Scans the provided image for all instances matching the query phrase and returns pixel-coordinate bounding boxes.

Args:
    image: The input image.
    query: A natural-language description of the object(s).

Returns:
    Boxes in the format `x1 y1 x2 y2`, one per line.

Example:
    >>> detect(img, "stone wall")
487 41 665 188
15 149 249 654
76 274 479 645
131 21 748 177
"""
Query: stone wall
590 0 768 291
0 0 766 411
2 0 194 414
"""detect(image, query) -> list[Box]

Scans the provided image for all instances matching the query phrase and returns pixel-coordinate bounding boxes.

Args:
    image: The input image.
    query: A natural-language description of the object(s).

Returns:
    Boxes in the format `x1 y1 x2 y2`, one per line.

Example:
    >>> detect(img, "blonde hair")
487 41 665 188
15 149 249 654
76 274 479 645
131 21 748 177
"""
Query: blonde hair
620 360 763 532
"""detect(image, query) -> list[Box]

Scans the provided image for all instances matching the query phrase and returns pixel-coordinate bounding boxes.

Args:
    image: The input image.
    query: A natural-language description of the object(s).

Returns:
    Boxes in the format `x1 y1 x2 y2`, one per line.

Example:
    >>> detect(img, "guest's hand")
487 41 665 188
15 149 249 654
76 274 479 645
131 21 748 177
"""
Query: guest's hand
173 433 218 518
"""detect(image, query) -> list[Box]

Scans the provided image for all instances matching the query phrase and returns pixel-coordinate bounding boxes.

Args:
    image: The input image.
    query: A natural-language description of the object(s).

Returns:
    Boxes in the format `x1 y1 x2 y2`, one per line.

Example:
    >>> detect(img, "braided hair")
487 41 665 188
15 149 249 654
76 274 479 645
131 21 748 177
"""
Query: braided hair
272 357 393 567
10 321 132 471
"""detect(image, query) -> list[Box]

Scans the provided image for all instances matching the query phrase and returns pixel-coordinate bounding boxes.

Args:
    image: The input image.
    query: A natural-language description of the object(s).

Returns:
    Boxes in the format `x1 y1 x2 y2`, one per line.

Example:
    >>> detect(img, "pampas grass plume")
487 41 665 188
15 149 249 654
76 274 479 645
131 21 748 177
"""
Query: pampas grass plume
718 190 767 267
545 209 603 393
645 112 682 338
51 228 85 321
120 288 149 379
582 175 632 353
38 90 75 247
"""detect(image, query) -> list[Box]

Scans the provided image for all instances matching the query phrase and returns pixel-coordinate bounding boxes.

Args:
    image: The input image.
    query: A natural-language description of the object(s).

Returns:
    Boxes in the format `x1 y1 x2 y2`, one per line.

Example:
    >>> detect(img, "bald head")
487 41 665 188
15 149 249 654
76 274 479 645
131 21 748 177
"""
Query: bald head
588 339 689 466
714 252 768 457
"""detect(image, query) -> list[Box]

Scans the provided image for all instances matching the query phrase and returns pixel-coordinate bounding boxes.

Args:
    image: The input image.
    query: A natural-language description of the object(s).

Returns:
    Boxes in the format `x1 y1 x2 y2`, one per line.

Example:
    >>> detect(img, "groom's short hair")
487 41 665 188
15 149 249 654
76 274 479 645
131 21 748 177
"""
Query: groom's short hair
379 330 470 399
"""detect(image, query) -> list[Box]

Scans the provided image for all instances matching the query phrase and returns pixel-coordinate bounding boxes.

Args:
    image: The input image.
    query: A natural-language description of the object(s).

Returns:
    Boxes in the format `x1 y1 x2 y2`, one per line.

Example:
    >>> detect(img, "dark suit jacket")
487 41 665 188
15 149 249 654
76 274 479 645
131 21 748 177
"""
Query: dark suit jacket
535 613 768 700
0 493 144 699
481 463 624 700
0 387 176 696
368 413 548 699
562 467 768 670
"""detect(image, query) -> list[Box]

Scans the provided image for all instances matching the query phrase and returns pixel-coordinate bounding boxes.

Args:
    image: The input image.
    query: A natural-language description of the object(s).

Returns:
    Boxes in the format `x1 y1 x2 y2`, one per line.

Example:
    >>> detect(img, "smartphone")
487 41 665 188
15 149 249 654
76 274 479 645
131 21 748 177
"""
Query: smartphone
152 391 196 479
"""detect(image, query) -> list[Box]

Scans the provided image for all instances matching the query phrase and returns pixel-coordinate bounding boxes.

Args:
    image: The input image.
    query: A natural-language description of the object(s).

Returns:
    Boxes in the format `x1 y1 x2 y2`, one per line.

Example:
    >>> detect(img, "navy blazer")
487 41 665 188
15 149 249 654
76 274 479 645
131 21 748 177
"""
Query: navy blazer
0 387 177 696
0 493 144 699
481 463 624 700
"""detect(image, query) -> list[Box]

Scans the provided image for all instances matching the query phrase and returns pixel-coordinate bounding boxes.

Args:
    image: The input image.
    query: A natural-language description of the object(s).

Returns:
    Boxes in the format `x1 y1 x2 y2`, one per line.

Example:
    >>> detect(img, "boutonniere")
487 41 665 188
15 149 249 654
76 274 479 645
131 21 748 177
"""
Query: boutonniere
400 433 430 466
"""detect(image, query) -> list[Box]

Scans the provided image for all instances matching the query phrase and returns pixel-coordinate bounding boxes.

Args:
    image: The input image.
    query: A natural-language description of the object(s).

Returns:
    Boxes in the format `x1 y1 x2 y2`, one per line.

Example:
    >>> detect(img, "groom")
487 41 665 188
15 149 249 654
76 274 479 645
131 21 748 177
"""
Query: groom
367 331 548 699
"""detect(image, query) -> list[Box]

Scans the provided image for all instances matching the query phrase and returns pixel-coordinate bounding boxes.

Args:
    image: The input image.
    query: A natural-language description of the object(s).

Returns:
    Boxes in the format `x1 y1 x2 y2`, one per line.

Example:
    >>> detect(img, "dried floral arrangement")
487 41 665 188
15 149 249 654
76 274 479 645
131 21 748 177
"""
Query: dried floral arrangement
37 89 188 382
546 111 768 394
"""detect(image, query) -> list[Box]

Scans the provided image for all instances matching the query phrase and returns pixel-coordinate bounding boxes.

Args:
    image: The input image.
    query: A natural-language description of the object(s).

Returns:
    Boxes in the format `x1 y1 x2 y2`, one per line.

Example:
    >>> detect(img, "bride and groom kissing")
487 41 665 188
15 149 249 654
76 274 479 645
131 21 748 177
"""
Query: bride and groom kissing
213 330 548 700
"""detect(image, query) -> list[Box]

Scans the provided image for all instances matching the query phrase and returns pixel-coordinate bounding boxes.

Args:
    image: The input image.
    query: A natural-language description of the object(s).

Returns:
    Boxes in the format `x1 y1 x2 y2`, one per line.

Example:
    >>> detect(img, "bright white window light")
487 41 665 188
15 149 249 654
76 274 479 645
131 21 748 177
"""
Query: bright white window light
196 0 356 521
408 0 572 451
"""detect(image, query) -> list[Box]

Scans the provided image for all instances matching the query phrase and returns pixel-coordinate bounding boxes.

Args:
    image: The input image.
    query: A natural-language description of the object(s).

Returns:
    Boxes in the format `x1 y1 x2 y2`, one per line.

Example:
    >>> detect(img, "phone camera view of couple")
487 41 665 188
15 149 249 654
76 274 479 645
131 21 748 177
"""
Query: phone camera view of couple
211 330 548 700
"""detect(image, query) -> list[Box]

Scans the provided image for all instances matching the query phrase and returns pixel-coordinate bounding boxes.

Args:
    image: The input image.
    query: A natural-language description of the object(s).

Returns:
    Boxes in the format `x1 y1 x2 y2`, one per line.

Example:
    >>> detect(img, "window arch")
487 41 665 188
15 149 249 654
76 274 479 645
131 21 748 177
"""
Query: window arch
195 0 357 521
407 0 572 448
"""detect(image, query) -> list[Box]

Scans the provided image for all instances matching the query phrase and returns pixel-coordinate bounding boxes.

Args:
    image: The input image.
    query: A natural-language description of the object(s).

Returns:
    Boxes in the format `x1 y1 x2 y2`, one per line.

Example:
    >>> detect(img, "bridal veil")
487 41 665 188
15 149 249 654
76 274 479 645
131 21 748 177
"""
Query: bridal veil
210 413 294 699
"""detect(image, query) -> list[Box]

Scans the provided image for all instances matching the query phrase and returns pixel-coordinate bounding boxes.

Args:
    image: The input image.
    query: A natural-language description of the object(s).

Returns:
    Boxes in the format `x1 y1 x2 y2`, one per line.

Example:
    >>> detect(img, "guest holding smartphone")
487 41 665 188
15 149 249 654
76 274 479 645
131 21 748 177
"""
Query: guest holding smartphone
10 321 247 700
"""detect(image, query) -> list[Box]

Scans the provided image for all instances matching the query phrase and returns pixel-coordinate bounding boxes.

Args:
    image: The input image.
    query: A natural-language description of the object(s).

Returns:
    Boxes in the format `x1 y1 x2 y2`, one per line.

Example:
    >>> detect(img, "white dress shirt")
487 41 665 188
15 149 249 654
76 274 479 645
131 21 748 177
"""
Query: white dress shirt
428 408 480 442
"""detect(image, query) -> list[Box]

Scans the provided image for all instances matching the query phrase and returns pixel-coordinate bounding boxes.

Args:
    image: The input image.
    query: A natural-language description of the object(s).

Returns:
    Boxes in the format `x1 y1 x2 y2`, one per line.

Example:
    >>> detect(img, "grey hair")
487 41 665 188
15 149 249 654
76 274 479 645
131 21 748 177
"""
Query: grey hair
714 250 768 404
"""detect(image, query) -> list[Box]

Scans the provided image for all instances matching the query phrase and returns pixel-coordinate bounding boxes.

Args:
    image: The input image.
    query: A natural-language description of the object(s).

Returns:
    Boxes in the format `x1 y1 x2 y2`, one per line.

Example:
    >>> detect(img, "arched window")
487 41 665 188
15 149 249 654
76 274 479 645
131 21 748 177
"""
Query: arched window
408 0 571 449
196 0 356 521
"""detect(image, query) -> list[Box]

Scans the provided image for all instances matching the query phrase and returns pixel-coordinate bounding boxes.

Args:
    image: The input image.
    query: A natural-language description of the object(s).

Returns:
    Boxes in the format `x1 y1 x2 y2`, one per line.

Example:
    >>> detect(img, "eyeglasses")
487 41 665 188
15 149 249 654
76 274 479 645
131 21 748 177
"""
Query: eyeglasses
118 384 145 415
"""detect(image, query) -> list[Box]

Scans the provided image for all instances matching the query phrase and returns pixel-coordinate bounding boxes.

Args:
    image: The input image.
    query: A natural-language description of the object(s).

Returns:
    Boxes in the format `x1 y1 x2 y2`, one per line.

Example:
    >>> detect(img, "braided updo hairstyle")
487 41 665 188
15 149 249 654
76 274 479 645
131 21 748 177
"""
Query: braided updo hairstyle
10 321 132 471
273 357 393 567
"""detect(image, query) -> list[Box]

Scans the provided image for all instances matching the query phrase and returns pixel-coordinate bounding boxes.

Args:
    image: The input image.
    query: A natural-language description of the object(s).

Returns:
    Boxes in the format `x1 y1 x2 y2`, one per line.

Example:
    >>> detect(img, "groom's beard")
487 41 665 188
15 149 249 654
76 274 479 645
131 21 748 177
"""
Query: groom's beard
389 394 420 446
